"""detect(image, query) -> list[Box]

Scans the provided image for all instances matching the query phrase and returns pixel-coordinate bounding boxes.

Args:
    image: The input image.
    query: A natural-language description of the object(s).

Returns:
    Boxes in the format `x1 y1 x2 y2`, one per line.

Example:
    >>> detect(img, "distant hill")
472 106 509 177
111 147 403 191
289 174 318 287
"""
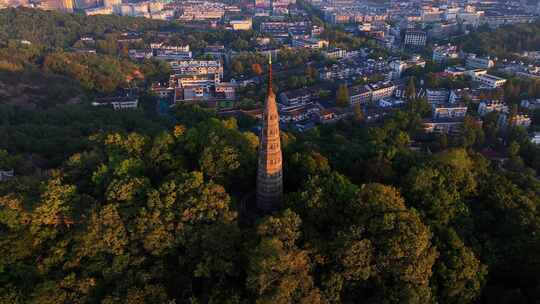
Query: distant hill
457 22 540 58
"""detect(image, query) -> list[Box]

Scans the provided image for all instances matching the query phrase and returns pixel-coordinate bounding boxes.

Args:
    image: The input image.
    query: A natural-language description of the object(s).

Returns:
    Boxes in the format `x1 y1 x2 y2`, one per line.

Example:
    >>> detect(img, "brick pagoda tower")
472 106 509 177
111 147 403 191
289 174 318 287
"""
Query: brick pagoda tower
256 55 283 212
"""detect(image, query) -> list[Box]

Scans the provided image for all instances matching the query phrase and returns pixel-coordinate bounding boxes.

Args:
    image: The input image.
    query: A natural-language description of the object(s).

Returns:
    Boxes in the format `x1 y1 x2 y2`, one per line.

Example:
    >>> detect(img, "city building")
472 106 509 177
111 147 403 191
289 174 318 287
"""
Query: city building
255 0 271 9
466 55 495 69
149 43 192 60
161 59 235 105
85 6 113 15
423 119 464 134
478 100 508 116
279 88 314 105
520 99 540 110
432 44 459 63
103 0 120 9
0 169 14 182
349 84 372 105
530 132 540 145
230 19 252 30
389 56 426 79
169 60 223 81
482 13 536 29
75 0 100 9
449 88 471 104
403 29 427 48
498 113 532 129
279 103 319 123
432 104 468 119
292 38 329 49
316 107 352 123
466 69 506 88
177 1 225 21
426 89 450 104
257 57 283 212
92 95 139 110
378 98 405 108
457 7 484 28
369 82 396 101
38 0 74 12
428 22 459 39
150 43 190 53
322 48 356 59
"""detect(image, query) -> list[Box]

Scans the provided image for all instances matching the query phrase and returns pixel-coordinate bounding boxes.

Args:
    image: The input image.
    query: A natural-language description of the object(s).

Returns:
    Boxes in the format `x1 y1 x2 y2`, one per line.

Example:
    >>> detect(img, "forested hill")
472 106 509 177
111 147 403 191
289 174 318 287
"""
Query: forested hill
1 105 540 303
0 8 169 106
0 8 260 106
0 7 166 49
458 22 540 58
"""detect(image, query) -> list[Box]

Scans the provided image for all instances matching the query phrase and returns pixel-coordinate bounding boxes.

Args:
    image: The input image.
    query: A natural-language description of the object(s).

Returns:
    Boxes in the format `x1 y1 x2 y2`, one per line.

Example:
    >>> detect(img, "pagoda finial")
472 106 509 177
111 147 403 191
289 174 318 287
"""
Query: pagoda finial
267 54 273 95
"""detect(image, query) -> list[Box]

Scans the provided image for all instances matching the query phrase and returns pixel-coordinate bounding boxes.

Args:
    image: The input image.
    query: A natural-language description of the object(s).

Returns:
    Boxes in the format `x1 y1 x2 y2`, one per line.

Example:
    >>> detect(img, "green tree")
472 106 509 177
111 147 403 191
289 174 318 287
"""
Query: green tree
405 77 417 100
353 103 364 122
247 210 324 304
232 60 244 75
335 84 350 107
431 228 487 304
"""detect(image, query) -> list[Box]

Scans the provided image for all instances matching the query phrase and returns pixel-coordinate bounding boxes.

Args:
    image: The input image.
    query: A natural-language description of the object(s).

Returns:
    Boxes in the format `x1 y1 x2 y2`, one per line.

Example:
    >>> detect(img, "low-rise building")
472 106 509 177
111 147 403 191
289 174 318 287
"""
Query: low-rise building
378 98 405 108
530 132 540 145
92 95 139 110
316 107 352 124
177 1 225 20
466 55 495 69
389 56 426 79
374 35 395 49
169 60 223 81
215 83 236 100
322 48 358 59
151 83 175 99
292 38 329 49
230 19 252 30
426 89 450 104
403 29 427 48
279 103 319 123
432 44 459 63
521 99 540 110
279 88 314 105
445 66 468 77
369 82 396 101
466 69 506 88
423 118 464 135
128 49 153 60
150 43 190 52
0 169 14 182
498 113 532 129
348 84 372 105
428 22 459 39
432 104 468 119
482 13 536 29
150 43 192 60
449 88 471 104
478 100 508 116
85 6 113 15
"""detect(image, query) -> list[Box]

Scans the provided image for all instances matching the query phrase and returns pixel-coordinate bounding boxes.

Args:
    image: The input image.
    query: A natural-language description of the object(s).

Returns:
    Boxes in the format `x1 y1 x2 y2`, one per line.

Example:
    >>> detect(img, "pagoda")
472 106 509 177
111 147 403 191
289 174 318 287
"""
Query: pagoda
256 55 283 212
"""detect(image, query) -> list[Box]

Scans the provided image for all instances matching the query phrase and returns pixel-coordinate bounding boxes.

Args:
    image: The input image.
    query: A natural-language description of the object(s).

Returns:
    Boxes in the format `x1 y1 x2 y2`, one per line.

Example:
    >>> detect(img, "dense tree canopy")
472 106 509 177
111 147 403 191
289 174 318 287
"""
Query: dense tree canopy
1 103 539 303
458 22 540 58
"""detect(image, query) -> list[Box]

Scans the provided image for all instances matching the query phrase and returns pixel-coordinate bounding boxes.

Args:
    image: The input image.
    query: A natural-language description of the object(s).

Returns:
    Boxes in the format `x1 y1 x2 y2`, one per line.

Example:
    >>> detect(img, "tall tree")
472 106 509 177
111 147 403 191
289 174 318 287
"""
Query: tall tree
247 210 324 304
406 77 417 100
336 84 350 107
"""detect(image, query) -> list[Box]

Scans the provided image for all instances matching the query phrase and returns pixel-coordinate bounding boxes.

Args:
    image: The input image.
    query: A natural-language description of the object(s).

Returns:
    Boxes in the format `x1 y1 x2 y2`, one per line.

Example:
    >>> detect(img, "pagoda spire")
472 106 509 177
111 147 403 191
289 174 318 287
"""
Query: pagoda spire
267 53 273 95
256 55 283 212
